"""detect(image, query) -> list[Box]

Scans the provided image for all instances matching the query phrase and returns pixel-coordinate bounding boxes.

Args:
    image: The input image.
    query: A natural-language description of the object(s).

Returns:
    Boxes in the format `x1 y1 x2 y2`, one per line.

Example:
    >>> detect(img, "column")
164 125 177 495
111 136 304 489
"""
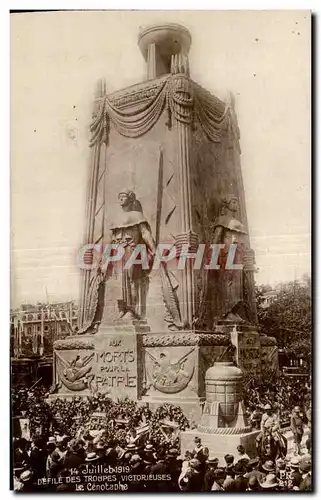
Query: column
171 53 198 328
147 43 157 80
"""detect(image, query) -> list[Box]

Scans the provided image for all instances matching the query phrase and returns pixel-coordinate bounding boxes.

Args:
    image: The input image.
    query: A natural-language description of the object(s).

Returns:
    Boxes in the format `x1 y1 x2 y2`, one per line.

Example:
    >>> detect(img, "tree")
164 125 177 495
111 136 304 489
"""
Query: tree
256 278 311 369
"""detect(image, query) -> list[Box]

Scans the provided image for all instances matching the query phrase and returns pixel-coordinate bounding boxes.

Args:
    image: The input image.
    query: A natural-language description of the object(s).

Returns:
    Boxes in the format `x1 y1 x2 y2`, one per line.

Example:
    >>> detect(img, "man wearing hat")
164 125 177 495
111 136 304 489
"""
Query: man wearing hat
260 404 279 433
202 456 219 491
244 457 265 483
166 448 181 492
150 448 170 492
246 476 260 491
230 462 248 491
64 439 85 470
262 459 275 474
291 405 305 455
29 438 46 481
299 458 312 491
193 436 209 464
180 459 203 492
275 458 287 491
222 465 235 491
211 468 226 491
20 470 36 493
288 457 302 490
260 473 279 491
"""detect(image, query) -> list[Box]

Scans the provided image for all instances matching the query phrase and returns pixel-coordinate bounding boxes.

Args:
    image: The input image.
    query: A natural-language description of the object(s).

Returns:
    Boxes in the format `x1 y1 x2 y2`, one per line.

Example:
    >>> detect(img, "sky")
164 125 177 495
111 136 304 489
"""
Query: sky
10 10 311 307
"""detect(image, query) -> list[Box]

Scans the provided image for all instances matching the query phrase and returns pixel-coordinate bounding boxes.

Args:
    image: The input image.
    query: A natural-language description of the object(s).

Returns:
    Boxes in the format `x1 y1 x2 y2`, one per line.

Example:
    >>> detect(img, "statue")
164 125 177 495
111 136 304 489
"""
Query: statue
199 195 256 326
78 188 183 333
109 188 156 321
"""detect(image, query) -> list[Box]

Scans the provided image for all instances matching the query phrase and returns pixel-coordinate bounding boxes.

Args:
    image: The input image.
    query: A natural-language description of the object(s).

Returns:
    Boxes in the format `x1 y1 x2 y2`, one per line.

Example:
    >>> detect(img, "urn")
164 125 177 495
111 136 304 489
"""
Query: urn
205 361 243 423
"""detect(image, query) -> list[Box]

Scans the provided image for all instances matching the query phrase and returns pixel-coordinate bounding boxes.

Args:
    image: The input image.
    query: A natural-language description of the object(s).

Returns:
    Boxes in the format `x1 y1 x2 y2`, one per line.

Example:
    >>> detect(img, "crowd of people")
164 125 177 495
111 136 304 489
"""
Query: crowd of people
13 431 312 492
11 374 312 493
243 373 311 429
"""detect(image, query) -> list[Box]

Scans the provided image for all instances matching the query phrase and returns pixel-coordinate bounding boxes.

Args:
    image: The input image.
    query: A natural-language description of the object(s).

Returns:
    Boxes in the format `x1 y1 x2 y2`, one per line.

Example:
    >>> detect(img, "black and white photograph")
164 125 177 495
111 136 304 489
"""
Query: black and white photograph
10 9 311 493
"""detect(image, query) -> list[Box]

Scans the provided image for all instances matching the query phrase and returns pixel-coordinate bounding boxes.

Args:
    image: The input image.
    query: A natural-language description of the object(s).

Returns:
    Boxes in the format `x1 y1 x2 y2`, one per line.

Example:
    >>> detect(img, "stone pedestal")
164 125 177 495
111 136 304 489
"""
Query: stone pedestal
180 428 260 467
50 322 147 400
50 328 233 411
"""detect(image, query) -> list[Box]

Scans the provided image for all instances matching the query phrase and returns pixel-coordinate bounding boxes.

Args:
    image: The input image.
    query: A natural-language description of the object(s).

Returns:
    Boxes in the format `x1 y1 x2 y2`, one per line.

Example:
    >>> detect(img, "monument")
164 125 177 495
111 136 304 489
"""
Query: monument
50 23 278 425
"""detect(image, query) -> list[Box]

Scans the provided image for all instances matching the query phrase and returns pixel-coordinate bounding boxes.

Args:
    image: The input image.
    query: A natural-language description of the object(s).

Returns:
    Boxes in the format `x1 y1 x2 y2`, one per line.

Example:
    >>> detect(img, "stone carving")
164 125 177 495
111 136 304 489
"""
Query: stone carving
145 348 195 394
199 195 256 326
142 333 230 347
108 188 155 321
78 270 104 334
55 351 96 392
53 339 95 350
89 74 231 148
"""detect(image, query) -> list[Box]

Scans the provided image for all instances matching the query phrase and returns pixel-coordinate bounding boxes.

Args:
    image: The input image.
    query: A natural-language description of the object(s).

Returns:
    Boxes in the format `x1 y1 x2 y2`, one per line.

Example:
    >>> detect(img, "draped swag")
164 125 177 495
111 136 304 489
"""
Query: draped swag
89 74 235 147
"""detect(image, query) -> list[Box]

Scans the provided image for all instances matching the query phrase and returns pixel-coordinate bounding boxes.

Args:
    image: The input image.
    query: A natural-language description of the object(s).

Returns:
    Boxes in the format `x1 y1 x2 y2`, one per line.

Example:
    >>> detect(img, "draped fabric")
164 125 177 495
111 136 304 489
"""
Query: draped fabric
89 74 233 147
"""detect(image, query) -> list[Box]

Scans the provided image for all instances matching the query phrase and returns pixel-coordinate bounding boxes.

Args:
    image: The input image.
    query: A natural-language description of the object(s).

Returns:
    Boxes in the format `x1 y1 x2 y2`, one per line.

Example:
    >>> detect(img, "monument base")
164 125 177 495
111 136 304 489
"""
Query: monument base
180 428 260 467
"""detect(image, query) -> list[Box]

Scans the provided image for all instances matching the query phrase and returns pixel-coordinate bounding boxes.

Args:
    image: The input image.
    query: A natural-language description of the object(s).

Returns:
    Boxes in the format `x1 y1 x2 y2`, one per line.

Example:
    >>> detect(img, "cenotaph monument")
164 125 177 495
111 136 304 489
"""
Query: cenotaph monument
50 24 278 425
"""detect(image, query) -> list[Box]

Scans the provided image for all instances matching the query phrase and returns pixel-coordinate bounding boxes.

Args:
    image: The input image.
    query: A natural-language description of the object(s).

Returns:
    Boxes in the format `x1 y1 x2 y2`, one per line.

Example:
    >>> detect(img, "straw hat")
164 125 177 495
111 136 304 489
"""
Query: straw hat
264 404 272 410
20 470 33 483
85 452 99 462
126 443 137 452
290 457 300 469
206 456 219 465
260 473 279 489
262 460 275 473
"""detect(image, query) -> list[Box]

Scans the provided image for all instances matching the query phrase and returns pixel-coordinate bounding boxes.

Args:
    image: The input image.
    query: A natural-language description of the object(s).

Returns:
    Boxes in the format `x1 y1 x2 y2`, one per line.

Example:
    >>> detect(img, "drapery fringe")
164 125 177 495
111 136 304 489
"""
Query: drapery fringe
89 74 234 147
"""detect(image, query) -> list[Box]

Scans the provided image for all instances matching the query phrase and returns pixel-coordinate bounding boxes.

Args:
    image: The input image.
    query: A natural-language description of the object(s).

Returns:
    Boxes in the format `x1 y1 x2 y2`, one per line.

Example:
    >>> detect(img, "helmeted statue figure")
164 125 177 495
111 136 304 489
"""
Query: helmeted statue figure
109 188 156 320
199 194 256 327
211 195 248 322
78 188 182 333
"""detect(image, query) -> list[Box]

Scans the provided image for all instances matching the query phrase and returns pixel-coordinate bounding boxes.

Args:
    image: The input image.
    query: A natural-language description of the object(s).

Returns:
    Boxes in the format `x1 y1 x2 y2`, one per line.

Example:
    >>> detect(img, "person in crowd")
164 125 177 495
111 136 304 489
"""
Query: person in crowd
288 457 302 489
211 468 226 491
291 405 305 455
230 462 248 491
13 438 28 468
224 453 234 469
192 436 209 464
222 465 235 491
235 444 250 463
244 457 265 482
19 470 37 493
246 476 260 491
28 438 46 480
13 467 24 492
179 458 203 492
260 404 279 432
262 459 276 475
299 457 312 491
64 438 84 470
260 473 279 491
202 456 219 491
45 440 57 477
